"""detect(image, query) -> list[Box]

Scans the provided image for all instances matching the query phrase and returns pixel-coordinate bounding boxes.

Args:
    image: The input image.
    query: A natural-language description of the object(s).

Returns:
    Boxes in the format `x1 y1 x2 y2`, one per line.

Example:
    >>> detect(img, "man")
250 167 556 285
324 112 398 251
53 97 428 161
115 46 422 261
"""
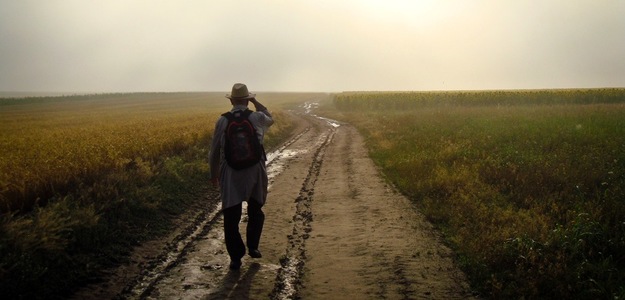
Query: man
209 83 274 270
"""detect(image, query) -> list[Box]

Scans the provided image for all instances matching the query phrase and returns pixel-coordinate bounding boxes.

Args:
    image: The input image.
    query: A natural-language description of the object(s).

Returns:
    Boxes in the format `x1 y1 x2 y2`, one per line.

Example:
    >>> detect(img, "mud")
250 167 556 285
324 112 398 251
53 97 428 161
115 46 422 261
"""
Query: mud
72 97 475 299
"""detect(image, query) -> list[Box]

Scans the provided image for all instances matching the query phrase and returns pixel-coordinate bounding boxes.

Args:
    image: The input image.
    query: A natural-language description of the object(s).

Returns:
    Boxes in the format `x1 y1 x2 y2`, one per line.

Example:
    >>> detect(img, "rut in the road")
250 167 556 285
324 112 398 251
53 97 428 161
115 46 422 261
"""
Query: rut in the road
118 110 331 299
120 195 222 299
118 119 316 299
75 103 473 299
270 127 336 300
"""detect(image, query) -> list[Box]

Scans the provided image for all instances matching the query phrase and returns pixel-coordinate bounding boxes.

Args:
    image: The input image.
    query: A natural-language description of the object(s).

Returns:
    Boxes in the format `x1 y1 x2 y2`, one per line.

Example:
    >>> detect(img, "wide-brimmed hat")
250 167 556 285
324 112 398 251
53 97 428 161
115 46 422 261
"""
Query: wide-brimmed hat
226 83 256 100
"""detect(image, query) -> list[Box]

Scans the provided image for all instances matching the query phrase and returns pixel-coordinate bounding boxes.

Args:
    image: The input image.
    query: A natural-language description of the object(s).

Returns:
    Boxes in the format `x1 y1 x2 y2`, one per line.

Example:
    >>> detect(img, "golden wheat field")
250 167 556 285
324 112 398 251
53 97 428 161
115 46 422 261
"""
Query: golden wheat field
0 92 306 213
0 92 307 298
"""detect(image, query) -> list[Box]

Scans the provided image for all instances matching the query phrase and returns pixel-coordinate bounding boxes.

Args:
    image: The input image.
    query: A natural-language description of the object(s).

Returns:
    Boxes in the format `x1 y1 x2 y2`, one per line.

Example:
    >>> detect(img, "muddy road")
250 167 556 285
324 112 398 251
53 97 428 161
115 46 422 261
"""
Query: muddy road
75 101 474 299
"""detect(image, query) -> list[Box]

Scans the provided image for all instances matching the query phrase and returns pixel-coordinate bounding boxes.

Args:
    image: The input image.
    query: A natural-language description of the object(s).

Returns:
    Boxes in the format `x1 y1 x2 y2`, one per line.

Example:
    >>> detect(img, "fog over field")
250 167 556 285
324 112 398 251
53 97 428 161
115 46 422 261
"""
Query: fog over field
1 0 624 93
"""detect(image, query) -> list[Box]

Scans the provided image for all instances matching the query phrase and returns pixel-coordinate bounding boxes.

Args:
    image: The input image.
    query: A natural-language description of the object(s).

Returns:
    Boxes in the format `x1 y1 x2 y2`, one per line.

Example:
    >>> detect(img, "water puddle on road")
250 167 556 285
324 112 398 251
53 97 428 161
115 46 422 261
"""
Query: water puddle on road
267 149 308 189
303 101 342 128
122 101 337 299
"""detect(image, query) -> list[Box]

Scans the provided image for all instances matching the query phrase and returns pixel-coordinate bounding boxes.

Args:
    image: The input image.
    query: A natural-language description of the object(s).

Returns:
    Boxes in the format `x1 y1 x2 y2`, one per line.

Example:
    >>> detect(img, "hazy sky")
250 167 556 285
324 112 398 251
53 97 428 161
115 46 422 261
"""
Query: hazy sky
1 0 624 93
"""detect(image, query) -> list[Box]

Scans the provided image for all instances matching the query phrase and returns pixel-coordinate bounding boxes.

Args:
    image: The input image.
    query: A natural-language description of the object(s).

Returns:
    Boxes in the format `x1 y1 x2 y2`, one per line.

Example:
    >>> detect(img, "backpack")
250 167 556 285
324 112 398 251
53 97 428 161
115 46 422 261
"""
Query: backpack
222 109 264 170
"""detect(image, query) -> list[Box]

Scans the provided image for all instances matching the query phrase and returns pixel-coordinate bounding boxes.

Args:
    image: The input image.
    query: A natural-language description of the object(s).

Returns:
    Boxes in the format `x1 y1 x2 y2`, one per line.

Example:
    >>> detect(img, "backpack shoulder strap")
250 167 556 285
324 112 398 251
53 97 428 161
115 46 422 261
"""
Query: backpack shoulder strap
241 109 253 118
222 109 252 119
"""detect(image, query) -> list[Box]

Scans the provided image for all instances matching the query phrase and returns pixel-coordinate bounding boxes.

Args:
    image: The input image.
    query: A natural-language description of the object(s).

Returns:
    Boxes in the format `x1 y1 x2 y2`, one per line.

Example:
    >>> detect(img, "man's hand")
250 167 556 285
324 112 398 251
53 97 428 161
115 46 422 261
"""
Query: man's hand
250 98 267 112
210 177 220 187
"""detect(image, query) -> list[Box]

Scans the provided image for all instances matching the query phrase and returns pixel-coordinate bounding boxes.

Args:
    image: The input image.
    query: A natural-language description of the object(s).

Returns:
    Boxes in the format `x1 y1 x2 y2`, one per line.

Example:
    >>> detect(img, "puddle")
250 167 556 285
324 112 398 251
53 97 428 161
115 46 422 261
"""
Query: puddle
303 101 341 128
316 116 341 128
267 149 308 189
122 100 338 299
302 102 318 114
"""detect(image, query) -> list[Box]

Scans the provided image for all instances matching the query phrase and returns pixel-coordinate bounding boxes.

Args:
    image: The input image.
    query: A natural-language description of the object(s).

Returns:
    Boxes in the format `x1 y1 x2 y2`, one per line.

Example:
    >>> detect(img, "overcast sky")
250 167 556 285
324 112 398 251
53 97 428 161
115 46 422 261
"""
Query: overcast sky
1 0 624 93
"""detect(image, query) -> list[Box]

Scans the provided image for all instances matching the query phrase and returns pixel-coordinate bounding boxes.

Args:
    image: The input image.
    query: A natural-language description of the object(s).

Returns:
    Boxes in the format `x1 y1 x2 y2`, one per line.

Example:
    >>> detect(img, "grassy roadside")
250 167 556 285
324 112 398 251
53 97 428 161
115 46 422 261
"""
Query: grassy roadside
1 148 213 299
322 89 625 299
0 93 299 299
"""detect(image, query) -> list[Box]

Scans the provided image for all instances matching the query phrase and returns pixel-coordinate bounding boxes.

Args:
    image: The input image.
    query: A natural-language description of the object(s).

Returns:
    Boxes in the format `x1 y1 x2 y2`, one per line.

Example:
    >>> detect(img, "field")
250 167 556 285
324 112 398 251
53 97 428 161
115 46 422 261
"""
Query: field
325 89 625 298
2 89 624 298
0 92 309 297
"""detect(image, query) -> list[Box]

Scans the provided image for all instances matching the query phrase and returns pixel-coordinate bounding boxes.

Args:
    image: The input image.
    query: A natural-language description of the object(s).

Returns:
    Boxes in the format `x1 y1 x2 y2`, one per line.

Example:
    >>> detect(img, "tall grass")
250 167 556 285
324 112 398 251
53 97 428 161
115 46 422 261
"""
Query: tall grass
0 92 303 298
328 89 625 299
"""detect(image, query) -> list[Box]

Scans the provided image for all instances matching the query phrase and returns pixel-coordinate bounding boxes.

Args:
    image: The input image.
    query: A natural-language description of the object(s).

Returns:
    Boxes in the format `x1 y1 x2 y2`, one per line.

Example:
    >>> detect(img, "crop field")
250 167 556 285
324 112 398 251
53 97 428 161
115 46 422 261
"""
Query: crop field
327 89 625 298
0 92 310 213
2 89 624 298
0 92 308 297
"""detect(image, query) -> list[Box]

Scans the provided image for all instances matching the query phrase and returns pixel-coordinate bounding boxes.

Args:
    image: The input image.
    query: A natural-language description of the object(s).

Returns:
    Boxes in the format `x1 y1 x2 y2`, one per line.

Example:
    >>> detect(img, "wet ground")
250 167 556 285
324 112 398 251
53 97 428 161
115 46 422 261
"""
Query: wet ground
73 99 475 299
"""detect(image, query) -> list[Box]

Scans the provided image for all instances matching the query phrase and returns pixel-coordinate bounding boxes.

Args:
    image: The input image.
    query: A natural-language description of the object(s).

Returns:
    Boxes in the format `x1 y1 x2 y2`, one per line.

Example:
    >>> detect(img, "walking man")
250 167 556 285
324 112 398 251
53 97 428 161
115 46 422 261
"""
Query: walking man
209 83 274 270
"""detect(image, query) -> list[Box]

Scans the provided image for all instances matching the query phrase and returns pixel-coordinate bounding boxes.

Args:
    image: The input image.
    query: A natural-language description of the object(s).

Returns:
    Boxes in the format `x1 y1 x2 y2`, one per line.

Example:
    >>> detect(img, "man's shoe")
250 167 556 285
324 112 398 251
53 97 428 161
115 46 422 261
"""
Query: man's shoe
229 259 242 270
248 249 262 258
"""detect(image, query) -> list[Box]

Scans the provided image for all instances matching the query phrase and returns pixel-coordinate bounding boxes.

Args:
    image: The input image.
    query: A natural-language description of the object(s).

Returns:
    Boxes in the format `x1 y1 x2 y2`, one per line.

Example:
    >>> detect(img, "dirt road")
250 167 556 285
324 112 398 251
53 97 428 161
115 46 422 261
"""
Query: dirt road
75 101 474 299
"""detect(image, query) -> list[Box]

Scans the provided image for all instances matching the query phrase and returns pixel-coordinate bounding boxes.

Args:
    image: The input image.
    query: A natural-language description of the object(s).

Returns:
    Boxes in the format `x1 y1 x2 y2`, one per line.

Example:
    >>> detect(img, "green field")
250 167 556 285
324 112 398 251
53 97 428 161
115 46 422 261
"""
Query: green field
2 89 624 298
0 92 307 298
326 89 625 299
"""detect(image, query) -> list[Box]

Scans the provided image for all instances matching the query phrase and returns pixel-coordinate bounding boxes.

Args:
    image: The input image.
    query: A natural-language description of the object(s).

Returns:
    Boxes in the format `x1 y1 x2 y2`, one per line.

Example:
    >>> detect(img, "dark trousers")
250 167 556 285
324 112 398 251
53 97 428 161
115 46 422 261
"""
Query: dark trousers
223 200 265 260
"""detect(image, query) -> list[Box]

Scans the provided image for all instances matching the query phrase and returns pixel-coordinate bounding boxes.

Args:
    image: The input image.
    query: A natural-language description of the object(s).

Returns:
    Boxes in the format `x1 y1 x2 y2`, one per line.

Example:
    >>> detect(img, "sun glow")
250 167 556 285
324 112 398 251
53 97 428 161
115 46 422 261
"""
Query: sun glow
353 0 463 27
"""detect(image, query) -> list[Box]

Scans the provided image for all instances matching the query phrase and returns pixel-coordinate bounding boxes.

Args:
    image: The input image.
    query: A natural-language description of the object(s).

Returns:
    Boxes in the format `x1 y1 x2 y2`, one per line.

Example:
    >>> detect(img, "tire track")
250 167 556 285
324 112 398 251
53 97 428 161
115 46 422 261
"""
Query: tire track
270 126 337 300
118 120 314 299
299 124 474 299
80 97 473 299
120 196 222 299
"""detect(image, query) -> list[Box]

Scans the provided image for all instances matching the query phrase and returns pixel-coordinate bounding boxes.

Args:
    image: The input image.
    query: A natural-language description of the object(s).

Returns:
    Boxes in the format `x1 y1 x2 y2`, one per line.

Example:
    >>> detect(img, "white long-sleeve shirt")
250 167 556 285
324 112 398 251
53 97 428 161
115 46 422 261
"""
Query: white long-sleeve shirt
209 104 274 209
